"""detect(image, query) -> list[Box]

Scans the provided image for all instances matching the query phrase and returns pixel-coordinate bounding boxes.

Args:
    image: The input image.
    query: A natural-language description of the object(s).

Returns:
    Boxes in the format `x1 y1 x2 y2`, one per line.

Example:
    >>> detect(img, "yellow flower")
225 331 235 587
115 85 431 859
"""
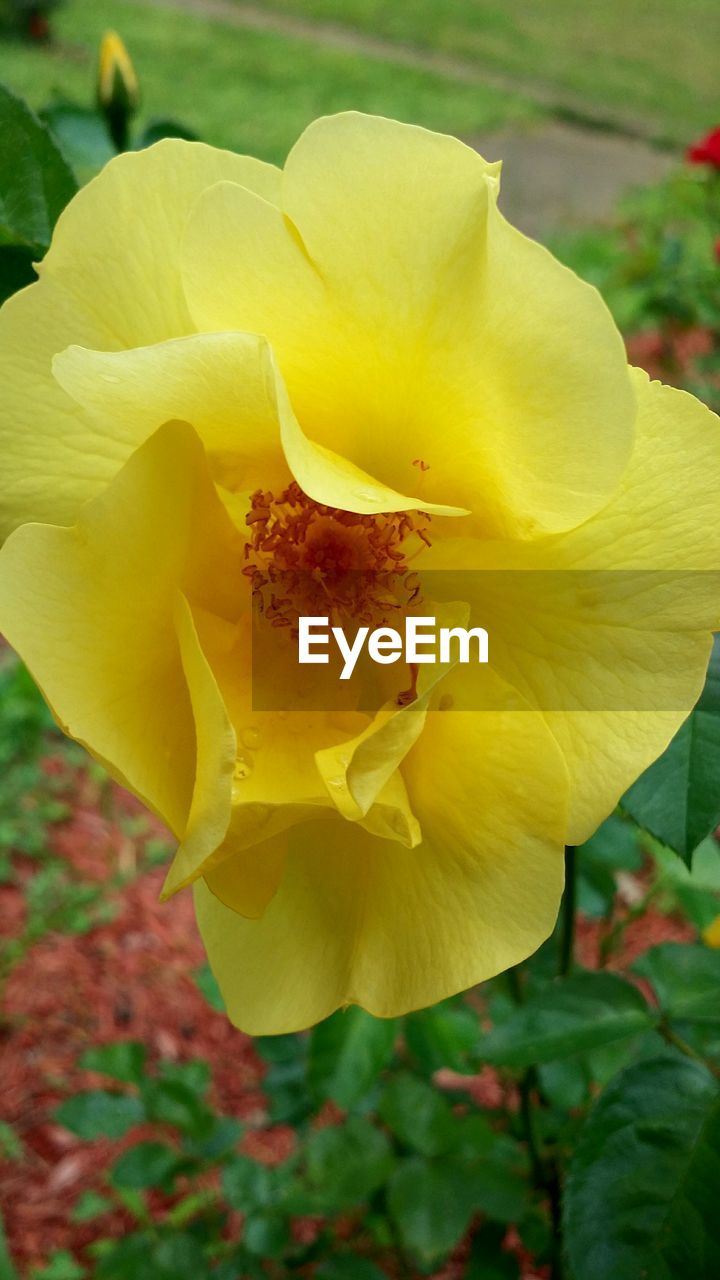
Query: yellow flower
0 114 718 1032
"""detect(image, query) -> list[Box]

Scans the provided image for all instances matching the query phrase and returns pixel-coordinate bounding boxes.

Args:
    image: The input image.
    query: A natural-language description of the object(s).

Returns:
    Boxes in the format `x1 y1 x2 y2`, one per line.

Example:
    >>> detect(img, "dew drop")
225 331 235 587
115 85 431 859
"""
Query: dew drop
240 726 262 751
233 753 254 782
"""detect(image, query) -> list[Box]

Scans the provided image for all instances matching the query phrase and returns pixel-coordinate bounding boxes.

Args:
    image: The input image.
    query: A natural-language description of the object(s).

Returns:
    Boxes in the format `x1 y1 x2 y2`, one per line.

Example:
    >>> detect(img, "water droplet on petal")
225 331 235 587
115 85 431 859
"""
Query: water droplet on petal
240 726 262 751
233 753 254 782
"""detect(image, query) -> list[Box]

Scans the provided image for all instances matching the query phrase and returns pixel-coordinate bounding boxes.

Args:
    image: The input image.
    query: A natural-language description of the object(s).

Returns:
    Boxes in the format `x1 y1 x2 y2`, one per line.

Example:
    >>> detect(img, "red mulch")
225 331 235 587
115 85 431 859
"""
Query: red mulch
0 759 281 1273
0 754 693 1279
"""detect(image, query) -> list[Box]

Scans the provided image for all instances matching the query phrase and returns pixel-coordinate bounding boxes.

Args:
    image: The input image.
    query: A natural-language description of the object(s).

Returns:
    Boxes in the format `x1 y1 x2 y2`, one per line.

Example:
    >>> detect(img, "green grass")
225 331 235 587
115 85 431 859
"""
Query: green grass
247 0 720 145
0 0 540 165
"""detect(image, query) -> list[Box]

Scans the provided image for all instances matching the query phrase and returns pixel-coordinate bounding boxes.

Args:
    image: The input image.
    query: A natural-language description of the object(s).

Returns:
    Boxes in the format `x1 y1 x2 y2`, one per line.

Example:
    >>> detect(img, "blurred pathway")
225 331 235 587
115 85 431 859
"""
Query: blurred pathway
148 0 676 235
471 119 673 238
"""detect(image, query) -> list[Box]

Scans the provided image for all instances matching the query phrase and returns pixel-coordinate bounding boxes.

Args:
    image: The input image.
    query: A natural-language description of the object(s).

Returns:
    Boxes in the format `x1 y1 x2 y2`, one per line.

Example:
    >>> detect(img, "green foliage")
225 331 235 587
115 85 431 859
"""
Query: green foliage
623 637 720 863
32 1253 85 1280
0 658 117 980
564 1055 720 1279
80 1041 147 1086
404 997 480 1072
0 81 76 303
0 82 76 252
308 1007 399 1106
110 1143 182 1191
387 1158 480 1264
634 942 720 1026
478 971 656 1067
55 1091 146 1141
575 813 643 918
304 1116 394 1209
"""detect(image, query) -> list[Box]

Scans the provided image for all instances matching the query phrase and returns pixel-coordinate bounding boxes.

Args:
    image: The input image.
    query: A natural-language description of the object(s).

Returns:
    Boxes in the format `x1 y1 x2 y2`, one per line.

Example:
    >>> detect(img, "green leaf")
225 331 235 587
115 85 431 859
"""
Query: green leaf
183 1115 243 1161
387 1158 478 1264
95 1232 208 1280
110 1142 181 1190
315 1258 389 1280
32 1253 86 1280
193 963 225 1013
0 83 77 254
378 1073 458 1157
158 1058 211 1095
466 1224 520 1279
623 637 720 863
222 1155 277 1211
70 1191 113 1223
565 1055 720 1280
243 1212 290 1258
305 1116 394 1210
142 1078 212 1140
478 971 655 1067
634 942 720 1026
461 1142 529 1224
0 245 36 304
80 1042 146 1086
55 1091 145 1140
308 1007 399 1107
404 1000 479 1073
41 102 115 186
148 1236 208 1279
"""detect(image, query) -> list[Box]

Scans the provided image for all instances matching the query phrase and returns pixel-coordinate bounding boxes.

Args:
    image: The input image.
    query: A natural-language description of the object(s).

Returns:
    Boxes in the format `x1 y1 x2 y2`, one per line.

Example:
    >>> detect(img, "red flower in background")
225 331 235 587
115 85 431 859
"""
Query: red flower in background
687 126 720 168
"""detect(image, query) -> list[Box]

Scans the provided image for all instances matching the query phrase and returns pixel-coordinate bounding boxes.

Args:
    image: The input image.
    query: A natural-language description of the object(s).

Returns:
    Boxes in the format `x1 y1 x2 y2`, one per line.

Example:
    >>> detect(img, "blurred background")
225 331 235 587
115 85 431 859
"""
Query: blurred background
1 0 718 223
2 4 720 1279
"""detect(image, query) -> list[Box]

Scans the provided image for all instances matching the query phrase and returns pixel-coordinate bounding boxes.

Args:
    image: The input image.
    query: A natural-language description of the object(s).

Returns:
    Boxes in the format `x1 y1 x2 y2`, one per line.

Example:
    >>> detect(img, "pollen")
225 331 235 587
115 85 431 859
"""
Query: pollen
243 481 431 634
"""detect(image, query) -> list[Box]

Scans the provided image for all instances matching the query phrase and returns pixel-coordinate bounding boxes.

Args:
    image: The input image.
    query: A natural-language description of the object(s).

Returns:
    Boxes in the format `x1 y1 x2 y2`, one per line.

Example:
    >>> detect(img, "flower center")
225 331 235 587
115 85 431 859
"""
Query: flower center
243 481 431 633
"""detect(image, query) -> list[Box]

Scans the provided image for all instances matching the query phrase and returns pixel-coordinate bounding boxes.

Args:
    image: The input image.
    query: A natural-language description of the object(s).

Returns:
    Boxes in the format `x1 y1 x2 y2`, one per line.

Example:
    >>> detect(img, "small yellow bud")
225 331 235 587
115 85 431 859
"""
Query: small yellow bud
97 31 140 151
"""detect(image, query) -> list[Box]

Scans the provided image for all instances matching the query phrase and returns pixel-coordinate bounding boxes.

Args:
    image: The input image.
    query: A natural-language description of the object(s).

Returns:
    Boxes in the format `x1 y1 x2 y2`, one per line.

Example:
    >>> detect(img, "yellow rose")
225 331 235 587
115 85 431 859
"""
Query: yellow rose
0 114 718 1032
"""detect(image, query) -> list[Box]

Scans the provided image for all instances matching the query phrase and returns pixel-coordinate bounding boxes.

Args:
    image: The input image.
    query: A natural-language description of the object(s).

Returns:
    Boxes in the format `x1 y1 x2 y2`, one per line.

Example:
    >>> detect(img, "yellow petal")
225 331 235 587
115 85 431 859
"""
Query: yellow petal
53 331 291 503
203 831 289 919
194 611 423 857
541 371 720 840
315 599 470 820
194 679 567 1033
0 140 280 535
160 594 237 898
423 369 720 844
0 421 241 850
182 112 634 536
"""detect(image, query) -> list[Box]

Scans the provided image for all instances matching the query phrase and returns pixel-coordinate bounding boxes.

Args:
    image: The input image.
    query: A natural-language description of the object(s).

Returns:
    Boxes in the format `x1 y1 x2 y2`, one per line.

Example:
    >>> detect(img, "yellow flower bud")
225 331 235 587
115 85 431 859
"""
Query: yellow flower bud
97 30 139 150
